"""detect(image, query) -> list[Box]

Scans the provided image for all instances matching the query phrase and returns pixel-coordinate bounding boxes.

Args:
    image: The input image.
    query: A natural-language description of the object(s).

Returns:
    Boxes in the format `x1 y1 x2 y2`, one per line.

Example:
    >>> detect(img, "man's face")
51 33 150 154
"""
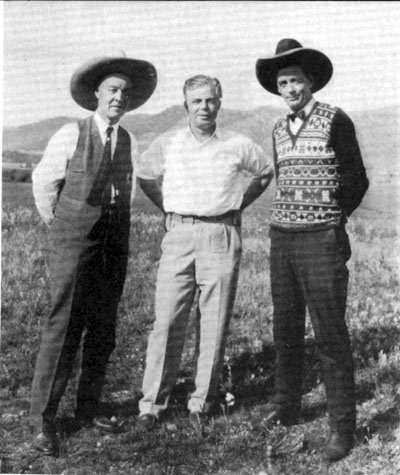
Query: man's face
95 74 133 124
277 66 313 112
184 85 221 131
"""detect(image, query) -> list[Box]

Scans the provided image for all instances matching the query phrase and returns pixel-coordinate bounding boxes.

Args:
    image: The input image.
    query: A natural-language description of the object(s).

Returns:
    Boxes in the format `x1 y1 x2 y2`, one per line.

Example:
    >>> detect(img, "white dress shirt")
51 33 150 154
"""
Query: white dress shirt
288 97 316 134
138 126 272 216
32 112 139 224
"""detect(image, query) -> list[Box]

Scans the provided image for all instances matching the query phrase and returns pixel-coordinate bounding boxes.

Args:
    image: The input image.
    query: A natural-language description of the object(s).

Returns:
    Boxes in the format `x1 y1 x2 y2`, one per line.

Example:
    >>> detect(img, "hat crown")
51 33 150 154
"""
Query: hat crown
256 38 333 96
70 54 157 112
100 48 127 59
276 38 303 55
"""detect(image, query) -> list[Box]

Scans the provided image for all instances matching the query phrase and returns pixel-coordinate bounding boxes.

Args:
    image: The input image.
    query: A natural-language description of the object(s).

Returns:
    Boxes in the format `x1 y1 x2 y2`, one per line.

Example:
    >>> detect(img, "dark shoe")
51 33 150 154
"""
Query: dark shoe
32 420 59 457
323 431 354 462
136 413 159 431
188 411 208 430
263 402 299 426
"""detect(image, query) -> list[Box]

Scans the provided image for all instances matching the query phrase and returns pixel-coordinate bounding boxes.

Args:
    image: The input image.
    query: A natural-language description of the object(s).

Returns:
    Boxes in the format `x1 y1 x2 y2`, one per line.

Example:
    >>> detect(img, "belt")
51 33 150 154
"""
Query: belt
168 210 241 226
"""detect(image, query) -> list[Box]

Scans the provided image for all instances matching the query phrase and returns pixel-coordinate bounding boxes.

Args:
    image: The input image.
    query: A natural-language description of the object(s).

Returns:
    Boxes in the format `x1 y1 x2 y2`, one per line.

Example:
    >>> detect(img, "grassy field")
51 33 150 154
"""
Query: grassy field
1 183 400 474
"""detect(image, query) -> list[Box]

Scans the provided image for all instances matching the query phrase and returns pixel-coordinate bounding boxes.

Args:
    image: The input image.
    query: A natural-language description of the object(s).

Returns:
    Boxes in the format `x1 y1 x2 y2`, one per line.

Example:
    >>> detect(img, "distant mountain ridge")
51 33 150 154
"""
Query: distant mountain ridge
3 105 399 214
2 105 286 154
3 104 398 160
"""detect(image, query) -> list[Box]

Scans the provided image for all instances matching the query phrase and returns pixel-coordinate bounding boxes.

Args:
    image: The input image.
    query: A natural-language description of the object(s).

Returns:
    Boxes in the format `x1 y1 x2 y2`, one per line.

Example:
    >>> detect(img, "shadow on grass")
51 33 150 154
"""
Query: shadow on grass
351 324 400 367
51 323 400 447
147 340 326 421
220 339 322 410
214 323 400 422
356 406 400 443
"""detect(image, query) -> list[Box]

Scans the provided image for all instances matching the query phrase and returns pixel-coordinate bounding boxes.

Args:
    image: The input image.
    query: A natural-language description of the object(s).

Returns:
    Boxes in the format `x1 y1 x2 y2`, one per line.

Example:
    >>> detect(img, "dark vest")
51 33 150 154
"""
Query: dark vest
55 116 133 229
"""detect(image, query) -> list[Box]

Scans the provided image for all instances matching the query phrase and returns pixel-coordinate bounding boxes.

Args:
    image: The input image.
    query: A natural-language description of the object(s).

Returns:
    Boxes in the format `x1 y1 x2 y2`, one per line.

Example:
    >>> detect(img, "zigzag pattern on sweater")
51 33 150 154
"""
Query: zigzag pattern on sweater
271 102 344 230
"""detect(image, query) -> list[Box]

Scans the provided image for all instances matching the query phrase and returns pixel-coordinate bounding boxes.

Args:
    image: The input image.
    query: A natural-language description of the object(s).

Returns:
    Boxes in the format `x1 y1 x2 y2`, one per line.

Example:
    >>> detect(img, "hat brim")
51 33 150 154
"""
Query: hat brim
70 57 157 111
256 48 333 95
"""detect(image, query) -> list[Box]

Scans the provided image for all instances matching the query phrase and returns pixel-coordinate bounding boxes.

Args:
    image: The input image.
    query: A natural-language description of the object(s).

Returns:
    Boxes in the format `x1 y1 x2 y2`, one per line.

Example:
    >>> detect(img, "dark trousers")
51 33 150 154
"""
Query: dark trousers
30 210 130 425
269 227 356 433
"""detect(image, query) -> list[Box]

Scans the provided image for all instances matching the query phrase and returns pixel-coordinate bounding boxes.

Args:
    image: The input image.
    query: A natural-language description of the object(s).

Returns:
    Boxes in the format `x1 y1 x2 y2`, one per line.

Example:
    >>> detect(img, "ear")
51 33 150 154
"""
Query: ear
184 101 188 112
94 89 100 100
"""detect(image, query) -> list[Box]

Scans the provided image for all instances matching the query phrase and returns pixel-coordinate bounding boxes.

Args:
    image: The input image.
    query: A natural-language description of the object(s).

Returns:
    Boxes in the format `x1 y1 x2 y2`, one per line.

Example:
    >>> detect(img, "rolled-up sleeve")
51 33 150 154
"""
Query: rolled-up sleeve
136 134 166 180
240 139 273 177
32 123 78 224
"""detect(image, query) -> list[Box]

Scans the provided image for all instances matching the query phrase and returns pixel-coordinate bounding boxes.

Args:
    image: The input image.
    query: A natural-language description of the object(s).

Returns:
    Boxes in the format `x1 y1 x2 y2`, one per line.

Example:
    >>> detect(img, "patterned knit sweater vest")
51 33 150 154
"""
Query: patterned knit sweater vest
271 102 343 231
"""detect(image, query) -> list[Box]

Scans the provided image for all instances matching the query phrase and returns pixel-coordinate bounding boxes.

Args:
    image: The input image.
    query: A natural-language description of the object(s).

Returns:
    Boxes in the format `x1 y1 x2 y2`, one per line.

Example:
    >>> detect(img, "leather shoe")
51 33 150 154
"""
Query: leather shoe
136 413 159 431
32 420 59 457
263 402 299 426
323 431 354 462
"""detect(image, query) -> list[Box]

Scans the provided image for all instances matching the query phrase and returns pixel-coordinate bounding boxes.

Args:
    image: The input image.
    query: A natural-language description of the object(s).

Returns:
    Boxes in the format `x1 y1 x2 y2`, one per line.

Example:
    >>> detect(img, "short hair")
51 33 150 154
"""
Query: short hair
183 75 223 99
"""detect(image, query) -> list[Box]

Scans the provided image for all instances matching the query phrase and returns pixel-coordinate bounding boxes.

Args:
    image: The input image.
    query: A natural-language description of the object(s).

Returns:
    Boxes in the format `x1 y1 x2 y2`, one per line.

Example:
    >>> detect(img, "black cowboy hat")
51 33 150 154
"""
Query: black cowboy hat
70 51 157 111
256 38 333 95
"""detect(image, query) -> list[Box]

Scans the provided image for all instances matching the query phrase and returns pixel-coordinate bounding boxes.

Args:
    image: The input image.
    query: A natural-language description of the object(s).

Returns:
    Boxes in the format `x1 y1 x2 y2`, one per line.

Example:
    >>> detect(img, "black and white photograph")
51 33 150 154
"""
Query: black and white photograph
2 1 400 474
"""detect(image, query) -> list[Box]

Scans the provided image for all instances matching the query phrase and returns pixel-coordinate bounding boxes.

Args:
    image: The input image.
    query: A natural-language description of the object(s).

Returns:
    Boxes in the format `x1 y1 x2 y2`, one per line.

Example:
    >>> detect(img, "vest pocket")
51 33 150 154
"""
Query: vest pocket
64 169 85 197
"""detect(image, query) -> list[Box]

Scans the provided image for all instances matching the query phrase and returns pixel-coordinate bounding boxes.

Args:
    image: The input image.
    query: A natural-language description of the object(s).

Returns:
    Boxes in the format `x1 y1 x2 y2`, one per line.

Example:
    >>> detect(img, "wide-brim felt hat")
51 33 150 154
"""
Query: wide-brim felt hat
70 52 157 111
256 38 333 95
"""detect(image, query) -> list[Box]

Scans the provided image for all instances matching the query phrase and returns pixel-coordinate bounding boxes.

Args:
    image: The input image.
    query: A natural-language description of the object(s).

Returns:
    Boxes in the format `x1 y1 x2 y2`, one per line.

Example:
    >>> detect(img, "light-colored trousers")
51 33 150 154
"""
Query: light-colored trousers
139 213 242 415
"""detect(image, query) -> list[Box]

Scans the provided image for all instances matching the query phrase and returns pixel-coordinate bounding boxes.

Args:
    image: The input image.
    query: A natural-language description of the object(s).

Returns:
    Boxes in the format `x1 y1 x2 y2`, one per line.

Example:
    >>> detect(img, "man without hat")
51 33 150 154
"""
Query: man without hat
256 39 369 461
30 52 157 456
136 75 274 429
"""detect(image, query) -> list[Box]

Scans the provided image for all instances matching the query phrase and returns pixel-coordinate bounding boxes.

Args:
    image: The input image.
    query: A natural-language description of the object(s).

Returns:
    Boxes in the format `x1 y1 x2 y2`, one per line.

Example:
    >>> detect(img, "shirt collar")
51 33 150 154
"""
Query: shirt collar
298 97 316 116
94 112 120 136
214 126 223 139
186 124 221 144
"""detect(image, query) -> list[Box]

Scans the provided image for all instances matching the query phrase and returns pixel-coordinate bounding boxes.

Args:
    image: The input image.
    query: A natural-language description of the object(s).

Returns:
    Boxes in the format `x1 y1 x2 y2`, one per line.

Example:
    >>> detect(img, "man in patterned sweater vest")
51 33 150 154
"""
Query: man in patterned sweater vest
30 52 157 456
256 39 369 462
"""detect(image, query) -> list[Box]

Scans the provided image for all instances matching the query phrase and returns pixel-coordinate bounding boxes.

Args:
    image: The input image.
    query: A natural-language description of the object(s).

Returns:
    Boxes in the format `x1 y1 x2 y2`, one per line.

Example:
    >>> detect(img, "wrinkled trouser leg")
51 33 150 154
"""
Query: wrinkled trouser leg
139 219 241 416
75 216 129 420
294 229 355 433
189 223 241 413
30 214 129 425
270 230 305 414
270 228 356 431
139 221 196 416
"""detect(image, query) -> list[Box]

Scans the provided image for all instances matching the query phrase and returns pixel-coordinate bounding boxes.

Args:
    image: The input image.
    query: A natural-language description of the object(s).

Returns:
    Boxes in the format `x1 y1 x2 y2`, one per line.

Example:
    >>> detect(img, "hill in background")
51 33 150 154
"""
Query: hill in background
2 105 285 154
2 105 399 215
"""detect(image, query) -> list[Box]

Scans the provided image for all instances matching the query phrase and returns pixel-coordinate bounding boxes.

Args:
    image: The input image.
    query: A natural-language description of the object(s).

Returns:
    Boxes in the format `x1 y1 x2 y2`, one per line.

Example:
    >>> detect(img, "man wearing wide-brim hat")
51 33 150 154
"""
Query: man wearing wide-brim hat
30 52 157 456
256 39 369 462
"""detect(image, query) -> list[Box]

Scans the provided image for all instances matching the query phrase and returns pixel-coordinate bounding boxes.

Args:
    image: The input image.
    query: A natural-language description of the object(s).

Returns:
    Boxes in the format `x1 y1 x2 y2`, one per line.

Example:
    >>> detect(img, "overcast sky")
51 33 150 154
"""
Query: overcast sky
3 1 400 127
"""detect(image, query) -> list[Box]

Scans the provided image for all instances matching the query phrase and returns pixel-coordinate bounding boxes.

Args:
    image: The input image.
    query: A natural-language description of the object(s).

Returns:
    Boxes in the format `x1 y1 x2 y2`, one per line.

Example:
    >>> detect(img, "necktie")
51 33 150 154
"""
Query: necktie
101 126 114 206
288 110 306 122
